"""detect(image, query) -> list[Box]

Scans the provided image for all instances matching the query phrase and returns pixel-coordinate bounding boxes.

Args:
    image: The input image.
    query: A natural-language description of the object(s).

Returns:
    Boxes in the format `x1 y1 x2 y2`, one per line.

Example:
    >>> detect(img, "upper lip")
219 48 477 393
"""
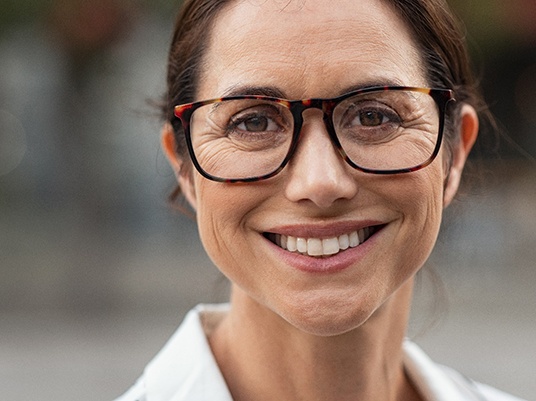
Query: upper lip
263 220 386 239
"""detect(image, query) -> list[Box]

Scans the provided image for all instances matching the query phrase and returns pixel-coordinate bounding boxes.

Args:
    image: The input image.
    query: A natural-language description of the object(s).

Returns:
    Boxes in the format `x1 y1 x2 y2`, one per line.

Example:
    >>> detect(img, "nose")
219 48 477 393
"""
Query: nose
284 110 359 208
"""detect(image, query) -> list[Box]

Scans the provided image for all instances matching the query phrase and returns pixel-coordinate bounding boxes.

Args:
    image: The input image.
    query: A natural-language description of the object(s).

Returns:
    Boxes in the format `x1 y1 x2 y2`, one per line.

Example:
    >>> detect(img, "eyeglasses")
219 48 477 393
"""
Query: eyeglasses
173 86 455 183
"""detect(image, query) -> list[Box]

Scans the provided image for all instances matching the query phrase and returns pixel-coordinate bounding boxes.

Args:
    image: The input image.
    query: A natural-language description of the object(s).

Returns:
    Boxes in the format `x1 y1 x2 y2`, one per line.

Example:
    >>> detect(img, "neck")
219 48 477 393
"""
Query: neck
209 280 421 401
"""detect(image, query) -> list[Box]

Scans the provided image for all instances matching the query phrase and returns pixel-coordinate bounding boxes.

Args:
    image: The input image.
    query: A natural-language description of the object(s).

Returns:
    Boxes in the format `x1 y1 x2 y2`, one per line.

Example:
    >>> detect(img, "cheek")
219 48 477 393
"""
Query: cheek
389 166 446 274
193 179 261 282
403 173 444 222
195 182 238 255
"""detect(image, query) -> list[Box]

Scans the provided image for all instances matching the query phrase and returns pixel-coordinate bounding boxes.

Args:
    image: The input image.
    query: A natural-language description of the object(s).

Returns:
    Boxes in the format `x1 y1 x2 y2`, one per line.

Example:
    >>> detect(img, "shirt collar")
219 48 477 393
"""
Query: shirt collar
145 304 233 401
403 340 481 400
144 304 476 401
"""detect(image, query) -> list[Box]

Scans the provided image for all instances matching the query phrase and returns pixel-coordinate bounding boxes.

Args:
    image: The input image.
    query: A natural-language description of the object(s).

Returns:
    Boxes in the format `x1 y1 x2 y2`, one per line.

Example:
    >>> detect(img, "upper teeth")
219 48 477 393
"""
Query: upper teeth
274 227 372 257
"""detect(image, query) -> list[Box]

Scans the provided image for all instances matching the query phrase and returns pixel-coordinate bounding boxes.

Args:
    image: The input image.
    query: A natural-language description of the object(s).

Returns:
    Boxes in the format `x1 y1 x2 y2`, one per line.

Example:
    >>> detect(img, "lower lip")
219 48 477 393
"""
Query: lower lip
265 229 382 274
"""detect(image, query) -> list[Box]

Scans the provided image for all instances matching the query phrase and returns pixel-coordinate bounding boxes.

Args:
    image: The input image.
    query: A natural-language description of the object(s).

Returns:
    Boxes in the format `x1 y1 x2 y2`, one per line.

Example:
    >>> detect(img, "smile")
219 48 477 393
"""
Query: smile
265 226 382 258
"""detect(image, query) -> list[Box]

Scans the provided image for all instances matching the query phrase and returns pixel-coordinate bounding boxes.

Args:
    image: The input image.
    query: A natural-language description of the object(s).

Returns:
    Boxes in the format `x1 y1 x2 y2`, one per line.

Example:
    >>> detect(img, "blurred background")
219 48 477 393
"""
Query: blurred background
0 0 534 400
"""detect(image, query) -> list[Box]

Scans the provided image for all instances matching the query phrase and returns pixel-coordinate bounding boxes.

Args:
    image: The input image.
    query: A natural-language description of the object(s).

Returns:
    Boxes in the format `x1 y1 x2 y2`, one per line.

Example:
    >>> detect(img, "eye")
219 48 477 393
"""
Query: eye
235 114 279 132
335 99 405 145
346 106 400 128
228 103 290 136
356 110 388 126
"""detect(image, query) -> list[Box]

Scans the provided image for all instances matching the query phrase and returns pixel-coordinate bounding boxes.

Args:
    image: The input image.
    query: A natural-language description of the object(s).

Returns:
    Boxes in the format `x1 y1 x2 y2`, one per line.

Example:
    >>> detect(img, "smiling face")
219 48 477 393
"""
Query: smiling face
167 0 474 336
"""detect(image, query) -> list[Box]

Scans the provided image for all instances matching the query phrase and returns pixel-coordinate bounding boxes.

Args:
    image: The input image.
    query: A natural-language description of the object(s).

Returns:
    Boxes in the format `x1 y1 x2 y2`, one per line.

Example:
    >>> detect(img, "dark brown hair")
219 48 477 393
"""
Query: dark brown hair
165 0 231 165
163 0 490 200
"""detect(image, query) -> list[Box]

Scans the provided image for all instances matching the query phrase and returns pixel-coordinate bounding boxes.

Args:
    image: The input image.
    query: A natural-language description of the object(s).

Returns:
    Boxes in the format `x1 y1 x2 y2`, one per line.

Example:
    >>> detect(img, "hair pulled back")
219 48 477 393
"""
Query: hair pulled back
164 0 489 181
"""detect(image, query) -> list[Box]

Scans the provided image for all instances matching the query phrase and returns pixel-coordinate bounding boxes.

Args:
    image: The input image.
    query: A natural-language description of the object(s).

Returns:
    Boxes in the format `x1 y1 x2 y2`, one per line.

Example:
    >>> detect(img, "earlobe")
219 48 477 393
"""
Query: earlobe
161 124 197 210
443 105 479 207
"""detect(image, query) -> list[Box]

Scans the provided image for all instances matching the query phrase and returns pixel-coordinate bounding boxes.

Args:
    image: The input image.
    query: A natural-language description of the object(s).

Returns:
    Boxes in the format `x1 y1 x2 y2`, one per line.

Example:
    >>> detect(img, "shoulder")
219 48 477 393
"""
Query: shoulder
113 304 232 401
403 341 527 401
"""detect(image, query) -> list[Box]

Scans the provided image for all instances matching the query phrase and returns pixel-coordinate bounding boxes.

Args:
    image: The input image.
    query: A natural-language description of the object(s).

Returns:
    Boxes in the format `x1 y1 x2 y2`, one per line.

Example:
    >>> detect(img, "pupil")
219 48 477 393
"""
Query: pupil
360 111 383 126
245 116 268 132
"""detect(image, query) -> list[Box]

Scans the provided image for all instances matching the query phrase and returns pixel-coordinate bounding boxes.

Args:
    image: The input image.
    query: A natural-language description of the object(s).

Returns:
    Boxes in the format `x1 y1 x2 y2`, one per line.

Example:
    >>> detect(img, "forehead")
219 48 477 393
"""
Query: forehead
199 0 425 99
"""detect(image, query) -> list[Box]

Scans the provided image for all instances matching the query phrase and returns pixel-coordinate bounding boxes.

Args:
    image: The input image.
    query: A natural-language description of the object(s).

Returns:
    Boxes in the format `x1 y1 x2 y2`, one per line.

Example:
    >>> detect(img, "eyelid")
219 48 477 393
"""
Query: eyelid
229 105 289 129
231 103 285 119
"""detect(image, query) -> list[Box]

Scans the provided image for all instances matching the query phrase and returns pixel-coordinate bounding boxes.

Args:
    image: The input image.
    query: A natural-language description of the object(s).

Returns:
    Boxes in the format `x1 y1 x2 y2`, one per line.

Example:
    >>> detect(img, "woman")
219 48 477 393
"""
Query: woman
116 0 525 400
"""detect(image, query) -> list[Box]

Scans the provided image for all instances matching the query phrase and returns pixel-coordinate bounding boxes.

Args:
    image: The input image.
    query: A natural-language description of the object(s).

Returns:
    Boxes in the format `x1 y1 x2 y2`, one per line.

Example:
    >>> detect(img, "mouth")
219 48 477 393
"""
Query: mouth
263 225 384 258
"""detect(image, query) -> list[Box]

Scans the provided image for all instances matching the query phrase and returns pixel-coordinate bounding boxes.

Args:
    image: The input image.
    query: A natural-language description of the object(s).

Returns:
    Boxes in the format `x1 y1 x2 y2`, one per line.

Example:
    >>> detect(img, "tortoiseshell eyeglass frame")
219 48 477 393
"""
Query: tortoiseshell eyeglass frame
173 86 456 183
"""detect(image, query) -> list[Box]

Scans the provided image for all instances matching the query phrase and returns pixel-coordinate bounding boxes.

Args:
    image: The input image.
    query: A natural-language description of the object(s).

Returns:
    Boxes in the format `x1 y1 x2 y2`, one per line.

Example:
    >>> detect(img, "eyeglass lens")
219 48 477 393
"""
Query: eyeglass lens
188 89 441 181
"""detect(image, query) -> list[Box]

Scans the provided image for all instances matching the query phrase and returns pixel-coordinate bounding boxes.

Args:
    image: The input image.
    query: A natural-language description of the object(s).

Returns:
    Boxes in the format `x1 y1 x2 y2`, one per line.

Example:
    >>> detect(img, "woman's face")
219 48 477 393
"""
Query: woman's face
173 0 471 336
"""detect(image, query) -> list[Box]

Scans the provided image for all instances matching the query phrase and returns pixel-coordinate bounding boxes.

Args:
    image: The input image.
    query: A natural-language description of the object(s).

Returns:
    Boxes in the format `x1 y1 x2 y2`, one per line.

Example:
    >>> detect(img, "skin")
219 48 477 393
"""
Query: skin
163 0 479 400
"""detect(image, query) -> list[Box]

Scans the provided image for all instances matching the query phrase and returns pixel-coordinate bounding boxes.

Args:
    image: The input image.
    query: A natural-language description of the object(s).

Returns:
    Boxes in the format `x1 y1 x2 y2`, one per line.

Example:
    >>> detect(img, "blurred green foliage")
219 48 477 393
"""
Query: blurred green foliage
0 0 183 36
0 0 511 45
0 0 52 32
450 0 504 42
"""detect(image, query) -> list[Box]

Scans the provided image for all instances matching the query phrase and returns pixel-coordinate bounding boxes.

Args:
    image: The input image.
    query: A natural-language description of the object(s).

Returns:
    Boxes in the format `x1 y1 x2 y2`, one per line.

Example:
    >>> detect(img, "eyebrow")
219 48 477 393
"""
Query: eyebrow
220 78 406 100
222 85 287 99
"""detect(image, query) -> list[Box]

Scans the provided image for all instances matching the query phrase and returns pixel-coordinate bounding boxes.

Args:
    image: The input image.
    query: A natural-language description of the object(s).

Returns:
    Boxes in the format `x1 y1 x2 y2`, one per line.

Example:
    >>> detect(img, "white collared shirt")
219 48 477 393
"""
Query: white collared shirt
114 304 525 401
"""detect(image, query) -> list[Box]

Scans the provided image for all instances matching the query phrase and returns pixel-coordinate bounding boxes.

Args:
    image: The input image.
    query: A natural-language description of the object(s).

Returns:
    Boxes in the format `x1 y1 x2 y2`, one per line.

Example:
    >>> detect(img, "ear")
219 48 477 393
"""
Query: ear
161 124 197 210
443 104 479 207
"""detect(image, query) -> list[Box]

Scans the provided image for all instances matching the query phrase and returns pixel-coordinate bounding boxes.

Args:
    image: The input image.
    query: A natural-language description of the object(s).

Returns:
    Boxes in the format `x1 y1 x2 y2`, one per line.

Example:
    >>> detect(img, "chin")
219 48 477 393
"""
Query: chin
270 279 413 337
275 294 380 337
